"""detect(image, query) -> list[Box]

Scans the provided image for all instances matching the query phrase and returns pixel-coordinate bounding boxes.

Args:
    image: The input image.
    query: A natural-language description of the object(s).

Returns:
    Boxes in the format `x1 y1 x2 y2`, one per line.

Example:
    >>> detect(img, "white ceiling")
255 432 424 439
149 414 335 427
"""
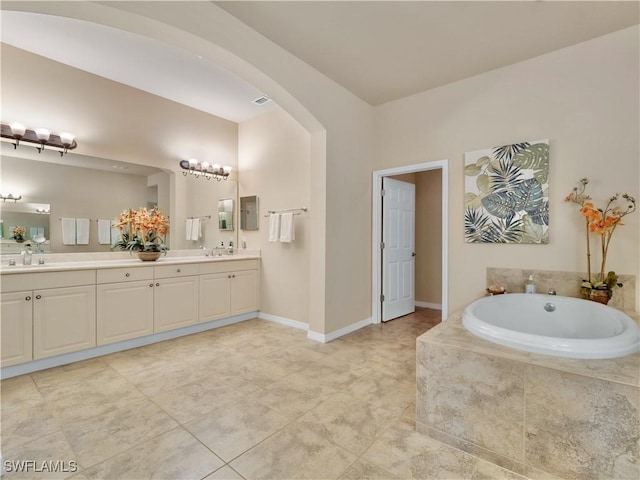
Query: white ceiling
1 1 638 120
217 1 640 105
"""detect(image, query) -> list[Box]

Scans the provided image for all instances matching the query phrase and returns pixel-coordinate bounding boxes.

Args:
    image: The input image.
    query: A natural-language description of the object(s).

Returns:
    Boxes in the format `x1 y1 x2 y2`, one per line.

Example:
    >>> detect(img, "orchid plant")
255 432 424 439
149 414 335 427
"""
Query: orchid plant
565 178 636 292
112 207 169 254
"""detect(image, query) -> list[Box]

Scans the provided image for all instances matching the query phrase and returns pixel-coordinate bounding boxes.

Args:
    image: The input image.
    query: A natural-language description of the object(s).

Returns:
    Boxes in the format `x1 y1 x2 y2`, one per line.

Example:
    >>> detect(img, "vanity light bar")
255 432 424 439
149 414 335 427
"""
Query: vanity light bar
1 123 77 156
179 159 231 181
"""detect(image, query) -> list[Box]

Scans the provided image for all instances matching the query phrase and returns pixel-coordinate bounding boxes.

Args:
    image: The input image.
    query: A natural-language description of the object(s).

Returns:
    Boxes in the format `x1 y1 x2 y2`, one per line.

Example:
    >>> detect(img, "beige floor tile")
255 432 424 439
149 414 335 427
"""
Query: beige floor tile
1 430 80 479
204 465 246 480
344 370 415 416
1 400 61 450
339 459 400 480
362 424 478 479
62 396 179 467
0 375 44 411
298 392 398 456
121 357 212 397
185 397 291 462
74 427 223 479
151 375 246 424
229 421 357 480
472 459 529 480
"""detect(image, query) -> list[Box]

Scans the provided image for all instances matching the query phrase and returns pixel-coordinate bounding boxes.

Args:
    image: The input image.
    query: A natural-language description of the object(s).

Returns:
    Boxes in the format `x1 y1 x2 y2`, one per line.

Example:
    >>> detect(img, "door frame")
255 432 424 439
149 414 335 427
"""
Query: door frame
372 160 448 324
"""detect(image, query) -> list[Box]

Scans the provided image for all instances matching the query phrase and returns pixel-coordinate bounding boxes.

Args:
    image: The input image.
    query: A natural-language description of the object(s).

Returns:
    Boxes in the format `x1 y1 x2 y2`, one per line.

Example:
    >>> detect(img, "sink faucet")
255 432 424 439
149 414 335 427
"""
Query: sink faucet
22 245 33 266
200 245 210 257
547 288 557 296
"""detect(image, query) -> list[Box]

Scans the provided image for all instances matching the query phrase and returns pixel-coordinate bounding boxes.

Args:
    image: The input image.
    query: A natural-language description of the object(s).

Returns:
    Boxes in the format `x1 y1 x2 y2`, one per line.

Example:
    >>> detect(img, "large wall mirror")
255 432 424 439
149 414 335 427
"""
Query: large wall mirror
0 146 238 254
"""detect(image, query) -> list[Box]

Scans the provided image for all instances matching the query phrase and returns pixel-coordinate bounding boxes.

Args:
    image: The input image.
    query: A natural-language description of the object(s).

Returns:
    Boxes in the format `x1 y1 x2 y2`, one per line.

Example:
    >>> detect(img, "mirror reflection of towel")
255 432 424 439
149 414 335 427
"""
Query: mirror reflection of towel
76 218 90 245
191 218 201 240
279 213 295 243
185 219 193 241
98 220 112 245
61 218 76 245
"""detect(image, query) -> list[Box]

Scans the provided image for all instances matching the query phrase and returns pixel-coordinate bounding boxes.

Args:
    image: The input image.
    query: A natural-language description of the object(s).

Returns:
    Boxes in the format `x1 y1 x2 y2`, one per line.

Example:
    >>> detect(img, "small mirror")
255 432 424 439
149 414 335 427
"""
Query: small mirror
218 198 234 231
240 195 259 231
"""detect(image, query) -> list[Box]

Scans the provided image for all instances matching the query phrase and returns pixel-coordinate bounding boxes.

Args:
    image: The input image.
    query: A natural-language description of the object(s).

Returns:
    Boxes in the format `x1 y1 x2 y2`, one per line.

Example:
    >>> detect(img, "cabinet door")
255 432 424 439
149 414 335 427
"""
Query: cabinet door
231 270 258 316
33 285 96 360
1 291 33 367
97 280 154 345
154 276 199 332
199 273 231 322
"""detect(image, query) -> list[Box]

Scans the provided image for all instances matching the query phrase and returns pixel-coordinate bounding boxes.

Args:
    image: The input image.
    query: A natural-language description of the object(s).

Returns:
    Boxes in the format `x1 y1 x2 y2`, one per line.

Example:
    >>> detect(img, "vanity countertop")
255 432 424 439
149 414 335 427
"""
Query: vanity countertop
0 252 261 274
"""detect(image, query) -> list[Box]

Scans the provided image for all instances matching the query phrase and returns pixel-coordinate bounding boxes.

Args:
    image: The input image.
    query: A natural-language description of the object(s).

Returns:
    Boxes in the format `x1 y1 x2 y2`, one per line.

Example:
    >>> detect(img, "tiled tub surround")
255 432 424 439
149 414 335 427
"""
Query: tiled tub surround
416 312 640 479
487 267 636 311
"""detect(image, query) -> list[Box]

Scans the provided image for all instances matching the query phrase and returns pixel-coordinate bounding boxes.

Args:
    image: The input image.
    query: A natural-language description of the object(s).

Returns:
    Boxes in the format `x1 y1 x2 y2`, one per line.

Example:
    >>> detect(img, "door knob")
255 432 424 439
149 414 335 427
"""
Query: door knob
412 252 417 257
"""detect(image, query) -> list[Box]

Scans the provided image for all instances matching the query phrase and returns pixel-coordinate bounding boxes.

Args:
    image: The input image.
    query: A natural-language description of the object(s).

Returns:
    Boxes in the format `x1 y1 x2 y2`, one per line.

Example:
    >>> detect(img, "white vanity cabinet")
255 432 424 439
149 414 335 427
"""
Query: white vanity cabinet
153 264 200 332
1 291 33 367
1 270 96 362
200 259 259 322
96 267 155 345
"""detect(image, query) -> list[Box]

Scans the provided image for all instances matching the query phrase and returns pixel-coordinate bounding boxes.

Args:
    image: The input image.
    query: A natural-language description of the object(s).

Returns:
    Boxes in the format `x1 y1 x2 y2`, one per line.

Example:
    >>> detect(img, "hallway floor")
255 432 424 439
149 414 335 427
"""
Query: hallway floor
1 309 527 479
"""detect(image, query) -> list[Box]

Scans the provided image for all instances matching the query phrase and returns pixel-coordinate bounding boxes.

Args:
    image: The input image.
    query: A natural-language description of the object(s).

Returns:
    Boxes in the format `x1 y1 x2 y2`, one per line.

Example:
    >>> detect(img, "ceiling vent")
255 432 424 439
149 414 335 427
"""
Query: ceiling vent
253 95 271 105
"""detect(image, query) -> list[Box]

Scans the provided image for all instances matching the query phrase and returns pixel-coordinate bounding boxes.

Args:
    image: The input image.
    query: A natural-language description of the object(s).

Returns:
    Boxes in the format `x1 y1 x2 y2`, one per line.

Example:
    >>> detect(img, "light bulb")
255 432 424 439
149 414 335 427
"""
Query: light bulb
223 166 232 174
35 128 50 141
60 132 75 145
188 158 198 166
212 164 221 171
10 123 26 137
201 161 210 170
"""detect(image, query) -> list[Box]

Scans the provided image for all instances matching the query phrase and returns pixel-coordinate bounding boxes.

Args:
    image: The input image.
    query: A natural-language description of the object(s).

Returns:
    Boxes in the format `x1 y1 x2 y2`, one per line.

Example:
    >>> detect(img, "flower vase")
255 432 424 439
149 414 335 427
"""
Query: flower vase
581 287 611 305
137 251 161 262
14 235 24 243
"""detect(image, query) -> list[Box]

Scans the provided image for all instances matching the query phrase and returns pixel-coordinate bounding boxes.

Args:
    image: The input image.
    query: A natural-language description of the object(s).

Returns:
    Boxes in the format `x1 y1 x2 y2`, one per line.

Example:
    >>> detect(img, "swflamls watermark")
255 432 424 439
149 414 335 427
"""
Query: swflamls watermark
3 460 78 473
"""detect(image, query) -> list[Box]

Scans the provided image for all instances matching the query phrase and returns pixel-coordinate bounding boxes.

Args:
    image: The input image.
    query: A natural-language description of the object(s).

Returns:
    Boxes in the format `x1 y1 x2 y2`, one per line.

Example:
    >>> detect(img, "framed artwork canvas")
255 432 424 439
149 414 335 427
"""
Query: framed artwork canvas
464 140 549 244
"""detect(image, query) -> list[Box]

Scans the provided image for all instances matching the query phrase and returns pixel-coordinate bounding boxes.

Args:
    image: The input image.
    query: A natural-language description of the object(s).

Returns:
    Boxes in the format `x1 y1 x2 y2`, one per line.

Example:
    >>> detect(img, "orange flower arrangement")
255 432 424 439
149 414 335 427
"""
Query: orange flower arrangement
566 178 636 294
112 207 169 253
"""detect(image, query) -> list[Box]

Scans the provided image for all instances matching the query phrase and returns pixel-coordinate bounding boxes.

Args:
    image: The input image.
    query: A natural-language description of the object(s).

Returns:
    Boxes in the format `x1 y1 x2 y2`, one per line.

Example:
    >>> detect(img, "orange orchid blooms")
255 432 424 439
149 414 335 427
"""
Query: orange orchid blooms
566 178 636 292
112 207 169 254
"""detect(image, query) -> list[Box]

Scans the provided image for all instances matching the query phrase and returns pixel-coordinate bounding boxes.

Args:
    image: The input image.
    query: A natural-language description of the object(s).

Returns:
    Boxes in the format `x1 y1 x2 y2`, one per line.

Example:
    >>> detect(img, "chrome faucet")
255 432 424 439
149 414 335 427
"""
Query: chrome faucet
200 245 210 257
547 288 557 296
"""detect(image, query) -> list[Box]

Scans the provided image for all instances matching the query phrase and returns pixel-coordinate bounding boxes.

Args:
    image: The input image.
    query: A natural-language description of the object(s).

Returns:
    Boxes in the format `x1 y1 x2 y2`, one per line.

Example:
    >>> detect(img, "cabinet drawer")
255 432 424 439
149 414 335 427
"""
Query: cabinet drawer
97 266 154 284
154 263 200 279
1 270 96 292
199 259 259 275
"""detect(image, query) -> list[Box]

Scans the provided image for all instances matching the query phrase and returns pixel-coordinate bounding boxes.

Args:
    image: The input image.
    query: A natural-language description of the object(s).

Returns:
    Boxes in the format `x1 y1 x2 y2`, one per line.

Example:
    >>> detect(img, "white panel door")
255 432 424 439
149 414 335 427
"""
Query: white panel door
382 177 416 321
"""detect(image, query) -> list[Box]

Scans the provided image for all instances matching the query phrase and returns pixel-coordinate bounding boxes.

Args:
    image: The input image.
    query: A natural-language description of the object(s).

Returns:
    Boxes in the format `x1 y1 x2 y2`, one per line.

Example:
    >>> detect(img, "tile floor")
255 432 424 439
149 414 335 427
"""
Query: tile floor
1 309 527 479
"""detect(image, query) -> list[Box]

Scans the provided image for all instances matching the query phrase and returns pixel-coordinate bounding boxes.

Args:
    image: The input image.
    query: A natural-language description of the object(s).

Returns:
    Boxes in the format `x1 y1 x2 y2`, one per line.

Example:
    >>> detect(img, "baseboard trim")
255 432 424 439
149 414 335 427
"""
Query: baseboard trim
307 316 372 343
0 311 257 380
258 312 308 331
415 301 442 310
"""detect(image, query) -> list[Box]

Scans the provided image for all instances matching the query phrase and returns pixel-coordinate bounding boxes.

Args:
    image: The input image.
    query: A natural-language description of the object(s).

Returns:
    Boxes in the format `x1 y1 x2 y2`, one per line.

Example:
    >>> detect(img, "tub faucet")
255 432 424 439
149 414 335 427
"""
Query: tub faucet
547 288 557 296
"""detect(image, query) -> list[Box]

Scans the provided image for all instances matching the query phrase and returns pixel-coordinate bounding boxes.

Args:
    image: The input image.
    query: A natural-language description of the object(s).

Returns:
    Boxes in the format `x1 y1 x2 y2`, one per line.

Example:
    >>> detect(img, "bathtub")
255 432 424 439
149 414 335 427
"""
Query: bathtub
462 293 640 359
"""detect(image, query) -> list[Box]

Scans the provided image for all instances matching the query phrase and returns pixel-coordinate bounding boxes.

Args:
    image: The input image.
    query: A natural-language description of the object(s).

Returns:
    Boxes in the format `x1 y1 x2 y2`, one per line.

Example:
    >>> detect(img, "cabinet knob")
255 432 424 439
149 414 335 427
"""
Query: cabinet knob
149 283 154 287
25 296 31 301
177 268 181 273
232 274 236 278
35 295 42 300
156 282 160 287
125 273 130 277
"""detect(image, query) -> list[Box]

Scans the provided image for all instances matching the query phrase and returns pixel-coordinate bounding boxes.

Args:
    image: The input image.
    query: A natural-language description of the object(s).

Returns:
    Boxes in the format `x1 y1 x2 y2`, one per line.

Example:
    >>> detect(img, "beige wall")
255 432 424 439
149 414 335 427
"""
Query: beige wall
238 107 311 323
374 26 640 313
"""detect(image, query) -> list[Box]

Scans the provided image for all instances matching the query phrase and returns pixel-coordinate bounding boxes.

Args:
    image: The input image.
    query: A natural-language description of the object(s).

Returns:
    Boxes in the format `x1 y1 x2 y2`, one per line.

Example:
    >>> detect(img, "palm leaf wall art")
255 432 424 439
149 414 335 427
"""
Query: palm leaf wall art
464 139 549 244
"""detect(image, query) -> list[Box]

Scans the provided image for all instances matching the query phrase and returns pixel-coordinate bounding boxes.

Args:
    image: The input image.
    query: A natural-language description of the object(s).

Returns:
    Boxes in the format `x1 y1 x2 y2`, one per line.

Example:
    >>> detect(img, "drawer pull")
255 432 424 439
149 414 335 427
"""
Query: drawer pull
25 296 31 301
35 295 42 300
125 273 130 277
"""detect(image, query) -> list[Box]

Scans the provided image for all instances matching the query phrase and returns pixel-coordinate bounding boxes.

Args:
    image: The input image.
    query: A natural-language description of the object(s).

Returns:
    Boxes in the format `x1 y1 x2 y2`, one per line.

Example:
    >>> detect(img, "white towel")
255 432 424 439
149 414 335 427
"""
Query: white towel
76 218 90 245
185 219 194 241
268 214 281 242
190 218 201 241
61 218 76 245
98 219 112 245
279 213 295 243
111 226 121 245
